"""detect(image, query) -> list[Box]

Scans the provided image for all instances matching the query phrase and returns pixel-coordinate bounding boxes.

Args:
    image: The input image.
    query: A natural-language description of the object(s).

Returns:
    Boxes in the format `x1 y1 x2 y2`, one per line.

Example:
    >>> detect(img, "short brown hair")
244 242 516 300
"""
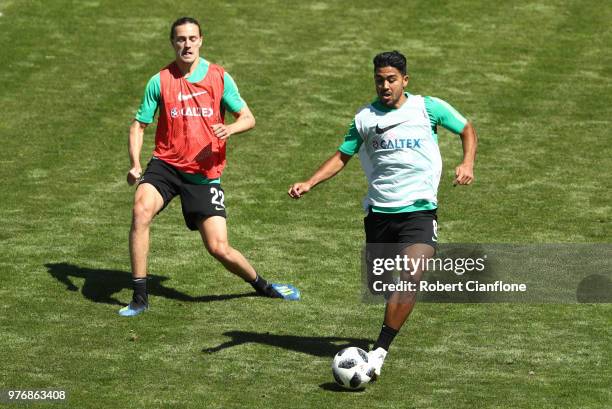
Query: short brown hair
170 17 201 40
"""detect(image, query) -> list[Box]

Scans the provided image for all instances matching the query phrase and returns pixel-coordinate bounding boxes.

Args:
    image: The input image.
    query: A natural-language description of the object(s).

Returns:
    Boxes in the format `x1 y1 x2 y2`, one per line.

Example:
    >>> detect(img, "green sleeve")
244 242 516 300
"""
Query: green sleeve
425 96 468 135
338 119 363 156
222 72 246 113
135 73 161 124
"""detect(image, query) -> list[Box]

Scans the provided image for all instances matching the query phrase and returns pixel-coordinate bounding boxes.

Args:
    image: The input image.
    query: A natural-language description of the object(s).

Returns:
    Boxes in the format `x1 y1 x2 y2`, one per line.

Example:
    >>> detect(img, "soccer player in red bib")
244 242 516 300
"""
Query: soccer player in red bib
120 17 300 316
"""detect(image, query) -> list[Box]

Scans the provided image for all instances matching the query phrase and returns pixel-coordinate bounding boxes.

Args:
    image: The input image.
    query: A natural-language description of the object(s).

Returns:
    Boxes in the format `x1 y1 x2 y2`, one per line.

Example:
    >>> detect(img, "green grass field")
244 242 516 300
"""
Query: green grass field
1 0 611 408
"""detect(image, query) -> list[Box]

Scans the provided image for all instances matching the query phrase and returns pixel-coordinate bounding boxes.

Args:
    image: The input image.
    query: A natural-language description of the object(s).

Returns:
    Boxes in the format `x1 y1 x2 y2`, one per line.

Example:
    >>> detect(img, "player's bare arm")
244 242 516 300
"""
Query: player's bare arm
127 120 148 185
288 151 352 198
212 104 255 140
454 121 477 185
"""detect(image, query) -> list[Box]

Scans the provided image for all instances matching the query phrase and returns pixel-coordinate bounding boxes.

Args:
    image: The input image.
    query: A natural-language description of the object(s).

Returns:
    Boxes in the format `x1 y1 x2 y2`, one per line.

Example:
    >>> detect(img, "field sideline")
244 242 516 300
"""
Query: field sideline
0 1 610 408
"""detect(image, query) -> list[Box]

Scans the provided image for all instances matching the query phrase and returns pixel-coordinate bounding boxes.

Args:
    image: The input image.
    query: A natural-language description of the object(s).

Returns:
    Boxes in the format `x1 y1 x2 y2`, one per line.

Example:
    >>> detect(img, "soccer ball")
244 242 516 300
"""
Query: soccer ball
331 347 374 390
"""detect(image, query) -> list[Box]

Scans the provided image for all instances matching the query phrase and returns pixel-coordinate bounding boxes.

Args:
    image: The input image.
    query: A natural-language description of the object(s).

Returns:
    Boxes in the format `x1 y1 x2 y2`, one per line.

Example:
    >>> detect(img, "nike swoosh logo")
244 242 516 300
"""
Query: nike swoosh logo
178 91 207 101
375 120 409 134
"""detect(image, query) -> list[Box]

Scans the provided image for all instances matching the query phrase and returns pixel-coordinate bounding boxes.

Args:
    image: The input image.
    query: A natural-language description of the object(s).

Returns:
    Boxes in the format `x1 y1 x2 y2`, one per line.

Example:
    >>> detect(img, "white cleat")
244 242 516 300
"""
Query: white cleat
367 347 388 379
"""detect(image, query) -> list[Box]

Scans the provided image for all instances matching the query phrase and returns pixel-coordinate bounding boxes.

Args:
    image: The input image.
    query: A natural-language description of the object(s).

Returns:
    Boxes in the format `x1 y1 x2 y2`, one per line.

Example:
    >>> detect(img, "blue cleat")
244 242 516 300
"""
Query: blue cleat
118 302 148 317
270 283 301 301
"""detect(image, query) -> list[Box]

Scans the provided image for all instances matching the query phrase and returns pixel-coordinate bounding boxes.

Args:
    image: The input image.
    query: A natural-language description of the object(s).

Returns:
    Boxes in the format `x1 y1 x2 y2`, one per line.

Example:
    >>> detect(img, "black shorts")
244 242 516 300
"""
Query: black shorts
139 158 226 231
364 208 438 247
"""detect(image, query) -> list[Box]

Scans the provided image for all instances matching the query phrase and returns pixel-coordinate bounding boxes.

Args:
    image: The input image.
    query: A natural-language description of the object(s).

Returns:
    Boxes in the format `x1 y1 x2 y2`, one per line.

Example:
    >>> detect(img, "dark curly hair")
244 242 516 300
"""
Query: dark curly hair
373 51 407 75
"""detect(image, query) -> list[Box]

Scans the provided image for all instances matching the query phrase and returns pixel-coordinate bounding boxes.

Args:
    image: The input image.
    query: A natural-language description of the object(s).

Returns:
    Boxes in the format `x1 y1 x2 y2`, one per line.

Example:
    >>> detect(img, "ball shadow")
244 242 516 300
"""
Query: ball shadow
319 382 367 393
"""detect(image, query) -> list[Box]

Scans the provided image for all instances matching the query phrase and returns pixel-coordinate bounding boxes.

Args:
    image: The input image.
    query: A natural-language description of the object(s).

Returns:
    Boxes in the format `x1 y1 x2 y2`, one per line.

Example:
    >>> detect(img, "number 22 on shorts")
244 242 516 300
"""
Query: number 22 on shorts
210 186 225 210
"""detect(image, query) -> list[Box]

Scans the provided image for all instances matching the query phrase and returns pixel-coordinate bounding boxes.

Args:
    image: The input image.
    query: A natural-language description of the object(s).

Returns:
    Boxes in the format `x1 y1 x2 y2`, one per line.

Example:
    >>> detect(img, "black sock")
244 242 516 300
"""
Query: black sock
132 278 148 305
248 274 278 298
373 324 399 351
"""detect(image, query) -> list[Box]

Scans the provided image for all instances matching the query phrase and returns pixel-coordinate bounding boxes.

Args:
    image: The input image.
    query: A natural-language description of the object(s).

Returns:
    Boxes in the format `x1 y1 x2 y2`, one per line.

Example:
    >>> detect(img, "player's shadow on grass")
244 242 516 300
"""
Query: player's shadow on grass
45 262 255 306
202 331 371 358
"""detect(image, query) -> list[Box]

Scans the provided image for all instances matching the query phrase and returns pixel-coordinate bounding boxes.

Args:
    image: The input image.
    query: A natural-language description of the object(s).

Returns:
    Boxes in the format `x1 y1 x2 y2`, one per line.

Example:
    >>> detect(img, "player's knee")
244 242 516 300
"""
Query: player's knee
132 201 156 227
207 240 231 261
